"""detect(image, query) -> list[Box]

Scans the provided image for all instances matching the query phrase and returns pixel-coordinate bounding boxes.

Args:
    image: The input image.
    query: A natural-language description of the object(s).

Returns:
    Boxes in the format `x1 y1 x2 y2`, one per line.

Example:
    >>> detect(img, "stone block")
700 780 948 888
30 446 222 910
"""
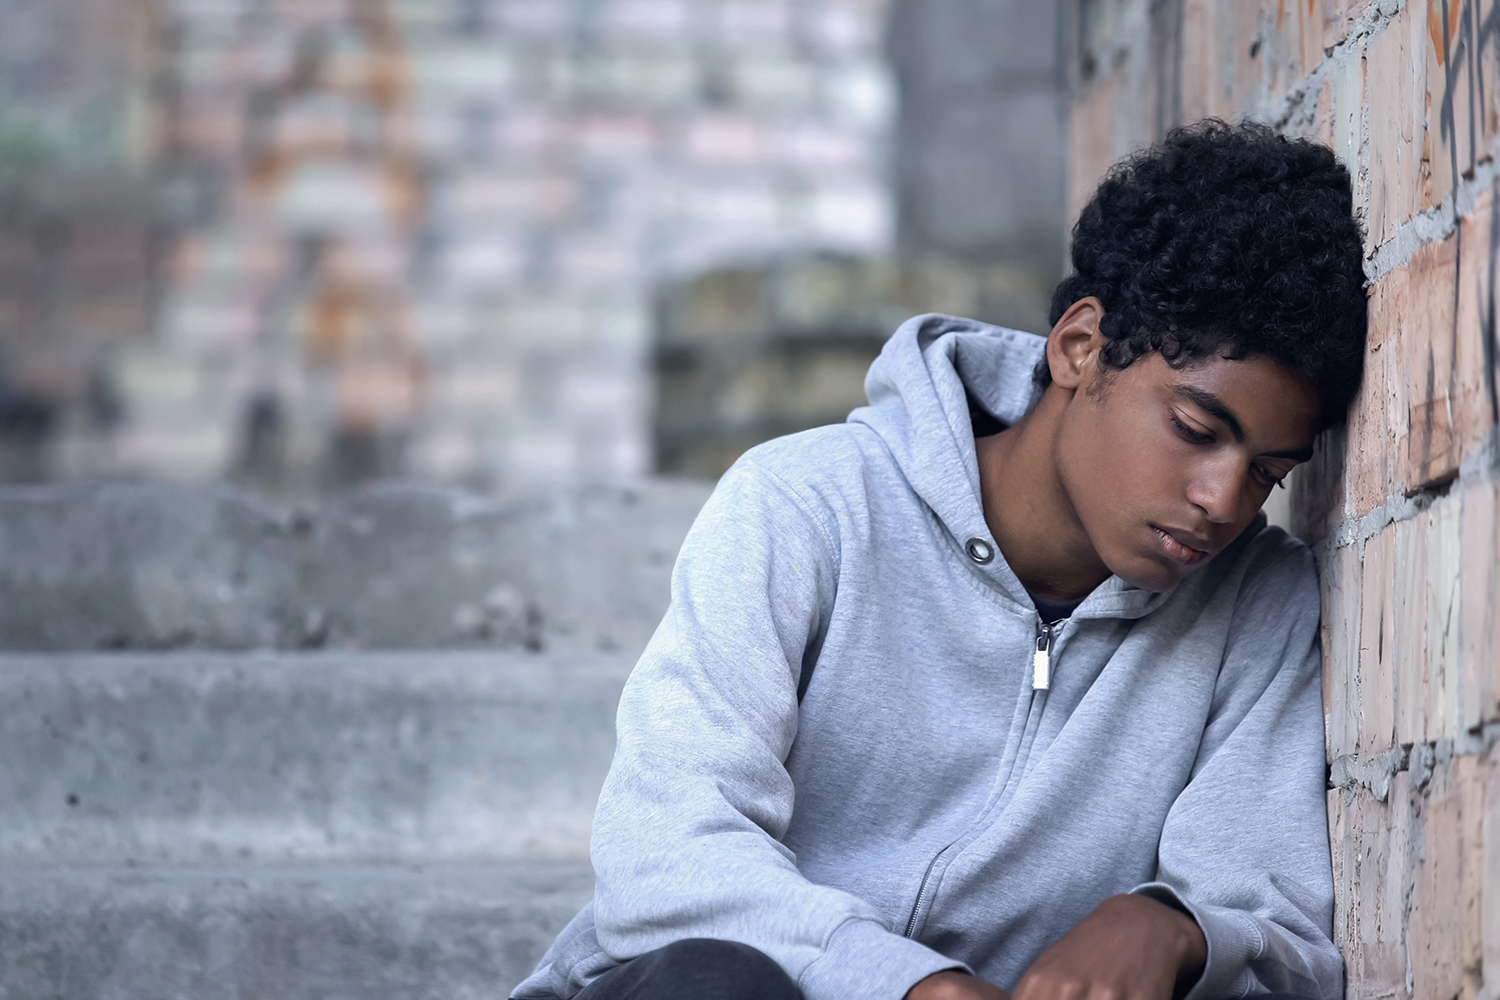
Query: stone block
1395 510 1431 747
1325 540 1363 760
1409 752 1487 1000
1459 479 1500 725
1358 524 1398 755
1365 0 1428 251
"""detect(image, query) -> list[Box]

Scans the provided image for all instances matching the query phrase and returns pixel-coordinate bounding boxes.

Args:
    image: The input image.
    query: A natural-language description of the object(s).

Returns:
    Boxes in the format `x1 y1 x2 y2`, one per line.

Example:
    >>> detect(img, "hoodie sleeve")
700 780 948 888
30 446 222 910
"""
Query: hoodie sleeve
1131 540 1343 1000
589 456 966 1000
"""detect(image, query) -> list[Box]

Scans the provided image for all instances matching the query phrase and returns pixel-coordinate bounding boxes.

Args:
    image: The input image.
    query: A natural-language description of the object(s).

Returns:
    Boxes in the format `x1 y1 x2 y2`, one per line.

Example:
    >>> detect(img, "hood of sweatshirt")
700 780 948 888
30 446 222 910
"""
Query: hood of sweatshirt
848 312 1173 621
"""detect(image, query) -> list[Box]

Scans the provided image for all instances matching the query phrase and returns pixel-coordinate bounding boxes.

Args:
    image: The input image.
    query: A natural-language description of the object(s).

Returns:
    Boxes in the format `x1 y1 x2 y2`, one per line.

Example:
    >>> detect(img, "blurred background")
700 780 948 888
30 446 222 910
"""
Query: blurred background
0 0 1066 496
0 3 1070 992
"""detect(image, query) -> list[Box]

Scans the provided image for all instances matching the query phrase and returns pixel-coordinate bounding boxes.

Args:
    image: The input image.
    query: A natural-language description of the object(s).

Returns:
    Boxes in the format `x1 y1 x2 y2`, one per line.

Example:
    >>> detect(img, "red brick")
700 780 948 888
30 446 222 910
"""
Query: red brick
1427 493 1463 739
1266 0 1312 104
1395 233 1462 491
1302 0 1330 77
1485 749 1500 985
1395 510 1431 746
1364 1 1428 251
1454 191 1500 456
1422 0 1500 208
1324 540 1363 759
1460 481 1500 728
1351 273 1398 517
1409 753 1488 1000
1332 774 1411 1000
1066 66 1123 224
1358 525 1397 755
1332 44 1364 176
1228 1 1268 114
1289 422 1349 544
1180 0 1245 124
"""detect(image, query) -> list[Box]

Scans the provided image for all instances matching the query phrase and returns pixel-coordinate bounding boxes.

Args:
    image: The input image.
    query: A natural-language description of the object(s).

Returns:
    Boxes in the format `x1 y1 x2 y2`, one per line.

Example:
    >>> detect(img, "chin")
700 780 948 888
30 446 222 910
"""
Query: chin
1111 555 1184 594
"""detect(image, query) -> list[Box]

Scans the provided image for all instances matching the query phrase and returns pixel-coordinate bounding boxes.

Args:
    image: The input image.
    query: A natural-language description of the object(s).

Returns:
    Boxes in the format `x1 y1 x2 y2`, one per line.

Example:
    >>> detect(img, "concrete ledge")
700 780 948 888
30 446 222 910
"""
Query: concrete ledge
0 478 711 652
0 650 631 866
0 861 593 1000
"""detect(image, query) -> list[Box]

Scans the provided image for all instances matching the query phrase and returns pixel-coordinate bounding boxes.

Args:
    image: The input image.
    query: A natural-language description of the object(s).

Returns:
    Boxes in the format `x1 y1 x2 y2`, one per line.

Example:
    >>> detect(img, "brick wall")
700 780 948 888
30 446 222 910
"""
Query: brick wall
2 0 897 494
1067 3 1498 997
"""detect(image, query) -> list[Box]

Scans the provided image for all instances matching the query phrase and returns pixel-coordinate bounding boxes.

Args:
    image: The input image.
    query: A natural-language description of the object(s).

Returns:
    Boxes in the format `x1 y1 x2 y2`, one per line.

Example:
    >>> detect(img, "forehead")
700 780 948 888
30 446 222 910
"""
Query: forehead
1126 352 1322 443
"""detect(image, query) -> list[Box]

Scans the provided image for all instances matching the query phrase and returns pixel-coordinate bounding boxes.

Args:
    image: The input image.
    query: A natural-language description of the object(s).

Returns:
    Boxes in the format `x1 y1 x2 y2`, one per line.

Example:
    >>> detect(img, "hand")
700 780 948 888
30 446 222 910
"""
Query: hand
906 970 1010 1000
1012 894 1207 1000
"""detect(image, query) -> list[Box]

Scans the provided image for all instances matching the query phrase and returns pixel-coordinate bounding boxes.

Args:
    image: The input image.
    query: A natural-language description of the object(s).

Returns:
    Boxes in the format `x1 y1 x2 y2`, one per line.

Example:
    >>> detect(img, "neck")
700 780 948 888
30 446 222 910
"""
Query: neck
976 390 1111 603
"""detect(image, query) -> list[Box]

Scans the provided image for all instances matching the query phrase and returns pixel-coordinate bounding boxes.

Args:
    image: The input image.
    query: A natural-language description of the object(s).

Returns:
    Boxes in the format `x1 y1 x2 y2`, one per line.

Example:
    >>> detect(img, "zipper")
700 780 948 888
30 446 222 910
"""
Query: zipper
903 616 1065 940
902 848 948 937
1032 620 1056 690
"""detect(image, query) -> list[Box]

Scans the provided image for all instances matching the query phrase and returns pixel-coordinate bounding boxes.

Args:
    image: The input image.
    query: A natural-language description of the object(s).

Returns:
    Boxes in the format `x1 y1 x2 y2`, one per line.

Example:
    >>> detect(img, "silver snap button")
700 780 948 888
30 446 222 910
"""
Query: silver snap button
965 537 994 564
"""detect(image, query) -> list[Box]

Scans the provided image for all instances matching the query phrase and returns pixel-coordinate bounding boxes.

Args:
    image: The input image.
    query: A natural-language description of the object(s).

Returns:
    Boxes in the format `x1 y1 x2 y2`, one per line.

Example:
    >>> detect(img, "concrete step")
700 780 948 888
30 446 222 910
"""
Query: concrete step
0 478 710 653
0 861 593 999
1 650 630 866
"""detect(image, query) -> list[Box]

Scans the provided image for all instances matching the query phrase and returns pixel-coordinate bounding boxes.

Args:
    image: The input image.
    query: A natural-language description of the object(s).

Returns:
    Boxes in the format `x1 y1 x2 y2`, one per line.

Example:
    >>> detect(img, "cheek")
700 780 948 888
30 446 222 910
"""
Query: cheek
1077 404 1175 511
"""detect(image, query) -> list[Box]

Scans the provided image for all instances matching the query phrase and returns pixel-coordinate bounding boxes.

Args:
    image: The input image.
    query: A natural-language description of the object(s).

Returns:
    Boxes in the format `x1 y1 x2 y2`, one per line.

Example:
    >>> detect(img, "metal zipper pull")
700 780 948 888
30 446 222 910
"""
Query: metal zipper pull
1032 622 1054 690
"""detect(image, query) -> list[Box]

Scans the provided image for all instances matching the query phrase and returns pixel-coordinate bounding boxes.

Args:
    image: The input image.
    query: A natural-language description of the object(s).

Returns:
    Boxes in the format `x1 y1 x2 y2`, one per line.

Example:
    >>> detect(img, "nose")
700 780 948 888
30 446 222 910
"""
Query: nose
1185 454 1245 524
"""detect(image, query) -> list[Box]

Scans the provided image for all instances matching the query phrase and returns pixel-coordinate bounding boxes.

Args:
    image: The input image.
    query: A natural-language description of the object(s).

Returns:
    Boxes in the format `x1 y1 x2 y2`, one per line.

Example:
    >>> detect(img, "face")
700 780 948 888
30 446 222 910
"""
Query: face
1053 350 1321 593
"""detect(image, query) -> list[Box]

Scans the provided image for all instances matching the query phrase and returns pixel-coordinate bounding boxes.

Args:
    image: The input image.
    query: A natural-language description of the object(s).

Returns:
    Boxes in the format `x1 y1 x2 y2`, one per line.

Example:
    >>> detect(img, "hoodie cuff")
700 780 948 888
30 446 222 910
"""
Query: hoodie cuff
796 918 969 1000
1130 882 1262 1000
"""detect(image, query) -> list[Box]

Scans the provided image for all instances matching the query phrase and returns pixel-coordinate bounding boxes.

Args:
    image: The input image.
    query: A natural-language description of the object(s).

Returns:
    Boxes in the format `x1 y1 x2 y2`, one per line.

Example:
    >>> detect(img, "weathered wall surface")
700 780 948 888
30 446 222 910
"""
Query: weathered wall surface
1067 3 1498 998
1 0 897 493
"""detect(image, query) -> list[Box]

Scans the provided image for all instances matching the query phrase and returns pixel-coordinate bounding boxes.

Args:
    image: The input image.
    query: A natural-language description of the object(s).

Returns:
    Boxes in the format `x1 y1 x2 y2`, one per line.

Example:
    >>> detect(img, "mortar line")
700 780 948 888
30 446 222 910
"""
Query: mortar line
1312 427 1500 559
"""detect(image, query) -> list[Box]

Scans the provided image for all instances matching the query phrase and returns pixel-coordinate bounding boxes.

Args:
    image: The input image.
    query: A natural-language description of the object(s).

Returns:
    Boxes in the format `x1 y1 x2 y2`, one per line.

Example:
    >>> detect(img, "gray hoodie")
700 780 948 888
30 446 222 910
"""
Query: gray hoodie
513 314 1341 1000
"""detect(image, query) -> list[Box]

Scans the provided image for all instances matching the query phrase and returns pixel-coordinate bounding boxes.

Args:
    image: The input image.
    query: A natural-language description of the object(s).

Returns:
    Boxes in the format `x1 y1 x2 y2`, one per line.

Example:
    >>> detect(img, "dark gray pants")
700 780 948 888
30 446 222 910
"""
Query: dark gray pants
571 937 1320 1000
574 938 800 1000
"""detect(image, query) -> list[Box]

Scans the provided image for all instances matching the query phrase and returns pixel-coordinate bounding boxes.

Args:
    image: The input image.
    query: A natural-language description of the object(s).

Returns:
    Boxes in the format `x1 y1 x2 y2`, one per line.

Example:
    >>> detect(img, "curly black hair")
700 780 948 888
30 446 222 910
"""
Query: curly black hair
1042 119 1367 423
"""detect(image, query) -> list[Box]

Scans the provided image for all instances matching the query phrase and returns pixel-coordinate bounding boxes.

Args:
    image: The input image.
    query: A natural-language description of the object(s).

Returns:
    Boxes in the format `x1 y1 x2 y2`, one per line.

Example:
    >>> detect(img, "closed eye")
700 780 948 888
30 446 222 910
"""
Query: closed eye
1253 465 1288 490
1169 410 1214 446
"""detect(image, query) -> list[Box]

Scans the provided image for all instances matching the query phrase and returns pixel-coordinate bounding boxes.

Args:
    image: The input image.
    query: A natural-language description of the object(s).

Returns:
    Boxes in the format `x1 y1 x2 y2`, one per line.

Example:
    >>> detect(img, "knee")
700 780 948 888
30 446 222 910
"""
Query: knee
646 938 800 1000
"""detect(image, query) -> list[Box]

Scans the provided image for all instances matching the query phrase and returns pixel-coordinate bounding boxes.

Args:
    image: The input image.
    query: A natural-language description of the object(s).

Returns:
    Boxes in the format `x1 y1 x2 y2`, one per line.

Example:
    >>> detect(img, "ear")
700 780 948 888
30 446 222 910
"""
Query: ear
1046 297 1106 391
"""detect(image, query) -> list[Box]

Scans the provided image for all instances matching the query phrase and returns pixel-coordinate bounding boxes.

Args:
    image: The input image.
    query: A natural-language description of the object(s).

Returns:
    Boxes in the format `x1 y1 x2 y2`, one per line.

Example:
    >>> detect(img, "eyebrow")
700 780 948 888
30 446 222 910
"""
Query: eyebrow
1174 385 1314 462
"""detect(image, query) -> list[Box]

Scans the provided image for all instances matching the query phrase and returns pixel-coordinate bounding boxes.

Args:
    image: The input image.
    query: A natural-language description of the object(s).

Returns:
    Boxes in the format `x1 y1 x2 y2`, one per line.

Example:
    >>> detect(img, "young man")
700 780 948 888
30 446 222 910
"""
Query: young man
513 120 1368 1000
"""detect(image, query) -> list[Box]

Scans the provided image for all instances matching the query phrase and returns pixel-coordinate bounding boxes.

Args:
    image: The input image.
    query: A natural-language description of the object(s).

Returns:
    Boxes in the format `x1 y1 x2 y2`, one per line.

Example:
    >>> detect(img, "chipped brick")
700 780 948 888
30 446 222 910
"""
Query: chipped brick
1409 753 1488 1000
1395 510 1432 747
1359 525 1397 755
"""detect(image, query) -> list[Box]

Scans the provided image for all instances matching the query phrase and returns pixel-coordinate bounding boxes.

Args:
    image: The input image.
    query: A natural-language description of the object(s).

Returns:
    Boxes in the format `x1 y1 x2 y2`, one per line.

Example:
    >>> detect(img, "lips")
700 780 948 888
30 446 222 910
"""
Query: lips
1151 525 1211 566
